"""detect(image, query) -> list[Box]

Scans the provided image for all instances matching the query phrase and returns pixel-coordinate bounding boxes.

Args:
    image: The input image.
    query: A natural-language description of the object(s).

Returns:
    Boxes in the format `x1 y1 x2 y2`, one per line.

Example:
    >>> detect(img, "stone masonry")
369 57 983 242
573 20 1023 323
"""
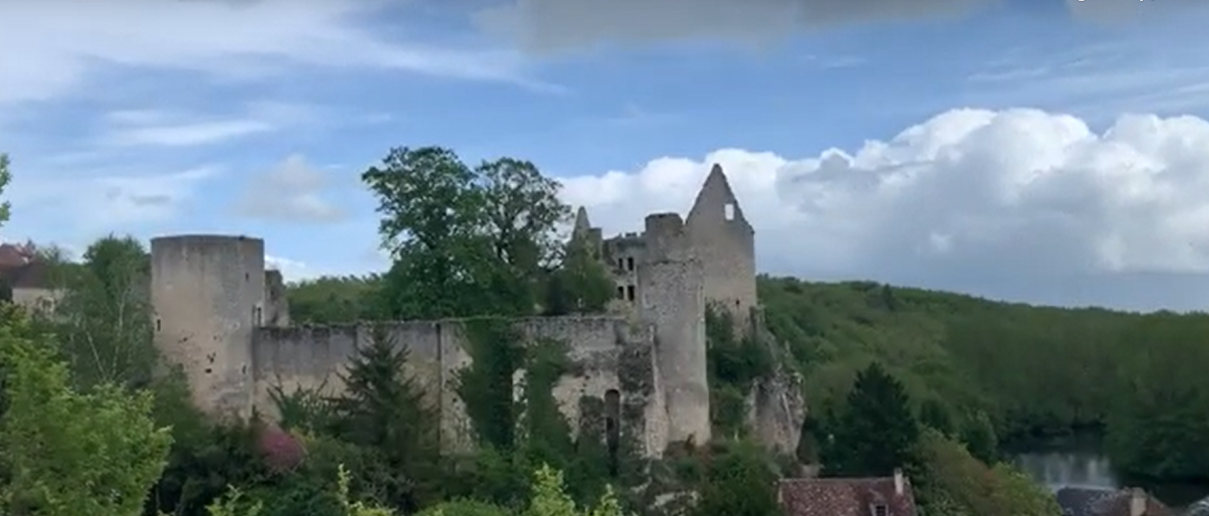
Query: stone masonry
149 164 804 457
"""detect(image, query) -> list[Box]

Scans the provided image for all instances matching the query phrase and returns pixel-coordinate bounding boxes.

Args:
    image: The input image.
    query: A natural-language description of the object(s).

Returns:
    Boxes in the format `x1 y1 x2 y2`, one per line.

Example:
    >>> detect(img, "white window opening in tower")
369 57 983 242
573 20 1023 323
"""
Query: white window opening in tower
724 202 735 221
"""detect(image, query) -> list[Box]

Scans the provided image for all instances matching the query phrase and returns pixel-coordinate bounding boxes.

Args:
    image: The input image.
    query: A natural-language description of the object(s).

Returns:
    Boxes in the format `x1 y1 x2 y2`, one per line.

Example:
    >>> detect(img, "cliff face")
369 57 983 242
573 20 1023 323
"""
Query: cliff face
744 314 806 455
747 371 805 455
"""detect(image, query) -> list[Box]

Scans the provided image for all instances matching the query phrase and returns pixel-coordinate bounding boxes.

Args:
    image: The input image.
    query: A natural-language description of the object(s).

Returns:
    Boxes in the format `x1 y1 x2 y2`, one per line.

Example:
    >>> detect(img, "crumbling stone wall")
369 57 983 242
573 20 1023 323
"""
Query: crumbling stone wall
250 316 669 457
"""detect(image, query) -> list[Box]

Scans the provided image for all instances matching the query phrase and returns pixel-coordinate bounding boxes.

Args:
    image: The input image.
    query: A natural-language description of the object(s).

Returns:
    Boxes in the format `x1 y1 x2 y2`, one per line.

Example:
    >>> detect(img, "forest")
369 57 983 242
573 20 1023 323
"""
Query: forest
0 147 1206 516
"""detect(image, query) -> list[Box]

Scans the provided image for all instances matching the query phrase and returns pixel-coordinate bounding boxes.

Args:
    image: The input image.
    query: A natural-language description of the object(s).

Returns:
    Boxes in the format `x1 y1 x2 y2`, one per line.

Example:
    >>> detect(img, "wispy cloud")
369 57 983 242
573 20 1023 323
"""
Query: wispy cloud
802 54 867 69
99 112 275 147
0 1 556 107
960 35 1209 117
600 103 683 128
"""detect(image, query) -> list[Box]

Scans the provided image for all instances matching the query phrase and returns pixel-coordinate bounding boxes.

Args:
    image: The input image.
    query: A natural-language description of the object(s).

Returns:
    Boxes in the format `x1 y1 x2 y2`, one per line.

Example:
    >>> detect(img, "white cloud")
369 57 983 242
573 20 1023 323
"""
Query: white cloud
561 108 1209 310
234 154 345 223
0 0 552 106
10 165 219 235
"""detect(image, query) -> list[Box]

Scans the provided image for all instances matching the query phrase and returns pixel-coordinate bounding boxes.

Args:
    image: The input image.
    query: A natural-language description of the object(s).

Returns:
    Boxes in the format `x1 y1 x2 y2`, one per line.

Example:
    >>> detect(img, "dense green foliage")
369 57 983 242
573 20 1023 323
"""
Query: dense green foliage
758 277 1209 481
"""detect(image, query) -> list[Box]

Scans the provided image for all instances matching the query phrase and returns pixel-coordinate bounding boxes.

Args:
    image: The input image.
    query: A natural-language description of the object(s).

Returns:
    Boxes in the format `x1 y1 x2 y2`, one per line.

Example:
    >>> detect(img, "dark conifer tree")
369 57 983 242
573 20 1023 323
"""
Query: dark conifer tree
331 324 441 512
822 362 921 477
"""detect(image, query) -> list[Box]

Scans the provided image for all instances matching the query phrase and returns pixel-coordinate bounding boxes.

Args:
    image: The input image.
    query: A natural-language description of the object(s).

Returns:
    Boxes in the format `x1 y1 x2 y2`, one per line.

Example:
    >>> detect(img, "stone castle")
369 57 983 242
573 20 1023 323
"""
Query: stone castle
149 164 803 458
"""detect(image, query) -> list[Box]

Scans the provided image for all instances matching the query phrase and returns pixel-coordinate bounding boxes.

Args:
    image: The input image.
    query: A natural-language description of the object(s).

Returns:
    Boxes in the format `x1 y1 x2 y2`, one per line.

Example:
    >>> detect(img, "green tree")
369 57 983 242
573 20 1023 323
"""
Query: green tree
0 328 172 516
286 275 384 324
912 429 1059 516
46 234 155 389
522 464 625 516
919 398 955 436
542 232 613 316
958 410 998 465
1105 313 1209 479
363 146 570 320
330 325 441 512
0 153 11 226
694 441 782 516
822 362 920 477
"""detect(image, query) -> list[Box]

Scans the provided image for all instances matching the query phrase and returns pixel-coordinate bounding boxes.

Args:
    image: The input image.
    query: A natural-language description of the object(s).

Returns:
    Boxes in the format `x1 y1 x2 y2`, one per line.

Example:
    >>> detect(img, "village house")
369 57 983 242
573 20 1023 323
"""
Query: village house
778 468 919 516
0 242 57 313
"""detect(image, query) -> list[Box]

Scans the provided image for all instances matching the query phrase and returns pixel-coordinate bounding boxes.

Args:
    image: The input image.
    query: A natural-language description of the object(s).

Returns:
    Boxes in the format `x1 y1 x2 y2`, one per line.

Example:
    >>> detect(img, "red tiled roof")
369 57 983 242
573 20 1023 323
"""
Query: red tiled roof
780 475 918 516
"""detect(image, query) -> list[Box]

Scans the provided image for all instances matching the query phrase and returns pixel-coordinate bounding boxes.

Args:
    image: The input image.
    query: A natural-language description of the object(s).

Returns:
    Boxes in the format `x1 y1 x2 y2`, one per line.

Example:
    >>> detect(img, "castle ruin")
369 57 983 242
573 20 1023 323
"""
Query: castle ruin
149 164 803 458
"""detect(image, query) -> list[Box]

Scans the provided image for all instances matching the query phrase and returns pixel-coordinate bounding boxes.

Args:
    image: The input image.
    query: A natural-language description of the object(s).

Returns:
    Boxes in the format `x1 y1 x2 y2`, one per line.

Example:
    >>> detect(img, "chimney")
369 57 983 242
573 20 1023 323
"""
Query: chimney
1130 487 1146 516
893 468 904 496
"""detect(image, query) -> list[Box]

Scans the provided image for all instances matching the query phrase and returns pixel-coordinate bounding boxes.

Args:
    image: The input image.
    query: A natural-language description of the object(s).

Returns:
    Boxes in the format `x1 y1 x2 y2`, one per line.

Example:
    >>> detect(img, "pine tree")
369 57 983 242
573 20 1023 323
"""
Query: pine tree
822 362 921 477
331 324 441 512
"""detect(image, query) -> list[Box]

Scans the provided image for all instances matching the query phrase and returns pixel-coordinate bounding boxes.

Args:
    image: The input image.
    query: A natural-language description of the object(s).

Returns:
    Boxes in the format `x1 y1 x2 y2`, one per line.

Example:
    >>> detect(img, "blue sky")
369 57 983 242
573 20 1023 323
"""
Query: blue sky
4 0 1209 310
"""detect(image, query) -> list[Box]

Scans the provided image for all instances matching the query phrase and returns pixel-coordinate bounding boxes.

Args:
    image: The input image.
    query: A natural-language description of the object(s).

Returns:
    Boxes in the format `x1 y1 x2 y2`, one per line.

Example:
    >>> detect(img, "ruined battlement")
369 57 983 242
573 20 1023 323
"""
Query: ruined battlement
250 315 667 455
150 164 803 458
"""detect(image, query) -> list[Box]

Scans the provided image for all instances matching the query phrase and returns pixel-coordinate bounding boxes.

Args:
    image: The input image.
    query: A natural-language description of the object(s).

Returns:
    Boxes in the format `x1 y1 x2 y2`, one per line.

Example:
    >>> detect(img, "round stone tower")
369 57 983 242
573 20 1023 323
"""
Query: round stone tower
150 235 265 420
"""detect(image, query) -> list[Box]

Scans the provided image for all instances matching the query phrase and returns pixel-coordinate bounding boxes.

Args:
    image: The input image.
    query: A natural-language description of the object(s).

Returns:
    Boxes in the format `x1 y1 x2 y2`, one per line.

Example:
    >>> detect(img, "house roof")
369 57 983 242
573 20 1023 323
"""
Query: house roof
0 243 35 268
0 261 49 290
1055 487 1174 516
779 476 918 516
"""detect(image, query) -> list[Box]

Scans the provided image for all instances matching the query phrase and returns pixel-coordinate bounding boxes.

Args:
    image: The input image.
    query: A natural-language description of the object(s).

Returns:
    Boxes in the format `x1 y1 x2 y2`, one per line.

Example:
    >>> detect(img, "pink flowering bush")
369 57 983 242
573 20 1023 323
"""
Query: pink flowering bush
257 425 306 474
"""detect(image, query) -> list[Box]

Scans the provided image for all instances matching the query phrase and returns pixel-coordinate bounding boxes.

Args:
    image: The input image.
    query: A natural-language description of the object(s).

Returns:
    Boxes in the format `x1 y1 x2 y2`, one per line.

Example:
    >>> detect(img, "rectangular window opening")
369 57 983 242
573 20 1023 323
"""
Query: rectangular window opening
724 202 735 221
626 256 635 271
616 286 625 299
626 285 636 301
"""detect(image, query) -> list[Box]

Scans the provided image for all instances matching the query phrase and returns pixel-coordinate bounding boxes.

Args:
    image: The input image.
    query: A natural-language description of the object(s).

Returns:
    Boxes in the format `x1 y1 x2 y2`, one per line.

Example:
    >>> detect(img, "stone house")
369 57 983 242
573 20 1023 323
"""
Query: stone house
0 242 58 312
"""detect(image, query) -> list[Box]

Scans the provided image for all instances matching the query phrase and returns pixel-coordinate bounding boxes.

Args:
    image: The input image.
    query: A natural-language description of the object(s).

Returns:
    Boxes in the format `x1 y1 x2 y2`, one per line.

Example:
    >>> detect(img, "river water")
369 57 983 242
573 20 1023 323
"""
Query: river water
1010 448 1209 509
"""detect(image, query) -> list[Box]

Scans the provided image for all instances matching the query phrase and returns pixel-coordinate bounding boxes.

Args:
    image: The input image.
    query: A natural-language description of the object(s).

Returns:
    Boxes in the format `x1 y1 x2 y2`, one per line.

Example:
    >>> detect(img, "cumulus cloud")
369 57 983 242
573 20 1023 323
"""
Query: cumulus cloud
0 0 550 106
561 108 1209 310
234 154 346 224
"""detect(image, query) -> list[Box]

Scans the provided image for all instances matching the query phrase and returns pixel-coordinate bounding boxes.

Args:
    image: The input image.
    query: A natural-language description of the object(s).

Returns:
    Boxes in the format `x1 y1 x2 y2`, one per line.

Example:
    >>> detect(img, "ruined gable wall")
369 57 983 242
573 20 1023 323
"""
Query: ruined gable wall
250 315 666 456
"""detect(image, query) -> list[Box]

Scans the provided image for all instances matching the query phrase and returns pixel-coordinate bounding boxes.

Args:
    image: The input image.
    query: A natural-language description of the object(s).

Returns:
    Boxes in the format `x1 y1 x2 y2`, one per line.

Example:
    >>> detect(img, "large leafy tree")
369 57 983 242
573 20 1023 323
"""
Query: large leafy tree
47 234 155 389
911 429 1060 516
694 441 783 516
362 146 570 320
0 328 172 516
821 362 921 477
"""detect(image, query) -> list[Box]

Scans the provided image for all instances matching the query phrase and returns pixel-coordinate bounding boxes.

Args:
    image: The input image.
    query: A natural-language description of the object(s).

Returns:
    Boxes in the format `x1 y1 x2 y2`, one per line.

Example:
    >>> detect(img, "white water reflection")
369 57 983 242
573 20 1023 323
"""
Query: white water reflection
1012 451 1120 491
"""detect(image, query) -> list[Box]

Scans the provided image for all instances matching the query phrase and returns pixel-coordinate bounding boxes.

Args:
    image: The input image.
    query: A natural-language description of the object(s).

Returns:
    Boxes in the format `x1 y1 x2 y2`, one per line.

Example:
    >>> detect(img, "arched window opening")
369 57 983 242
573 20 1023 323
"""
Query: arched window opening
605 389 621 476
